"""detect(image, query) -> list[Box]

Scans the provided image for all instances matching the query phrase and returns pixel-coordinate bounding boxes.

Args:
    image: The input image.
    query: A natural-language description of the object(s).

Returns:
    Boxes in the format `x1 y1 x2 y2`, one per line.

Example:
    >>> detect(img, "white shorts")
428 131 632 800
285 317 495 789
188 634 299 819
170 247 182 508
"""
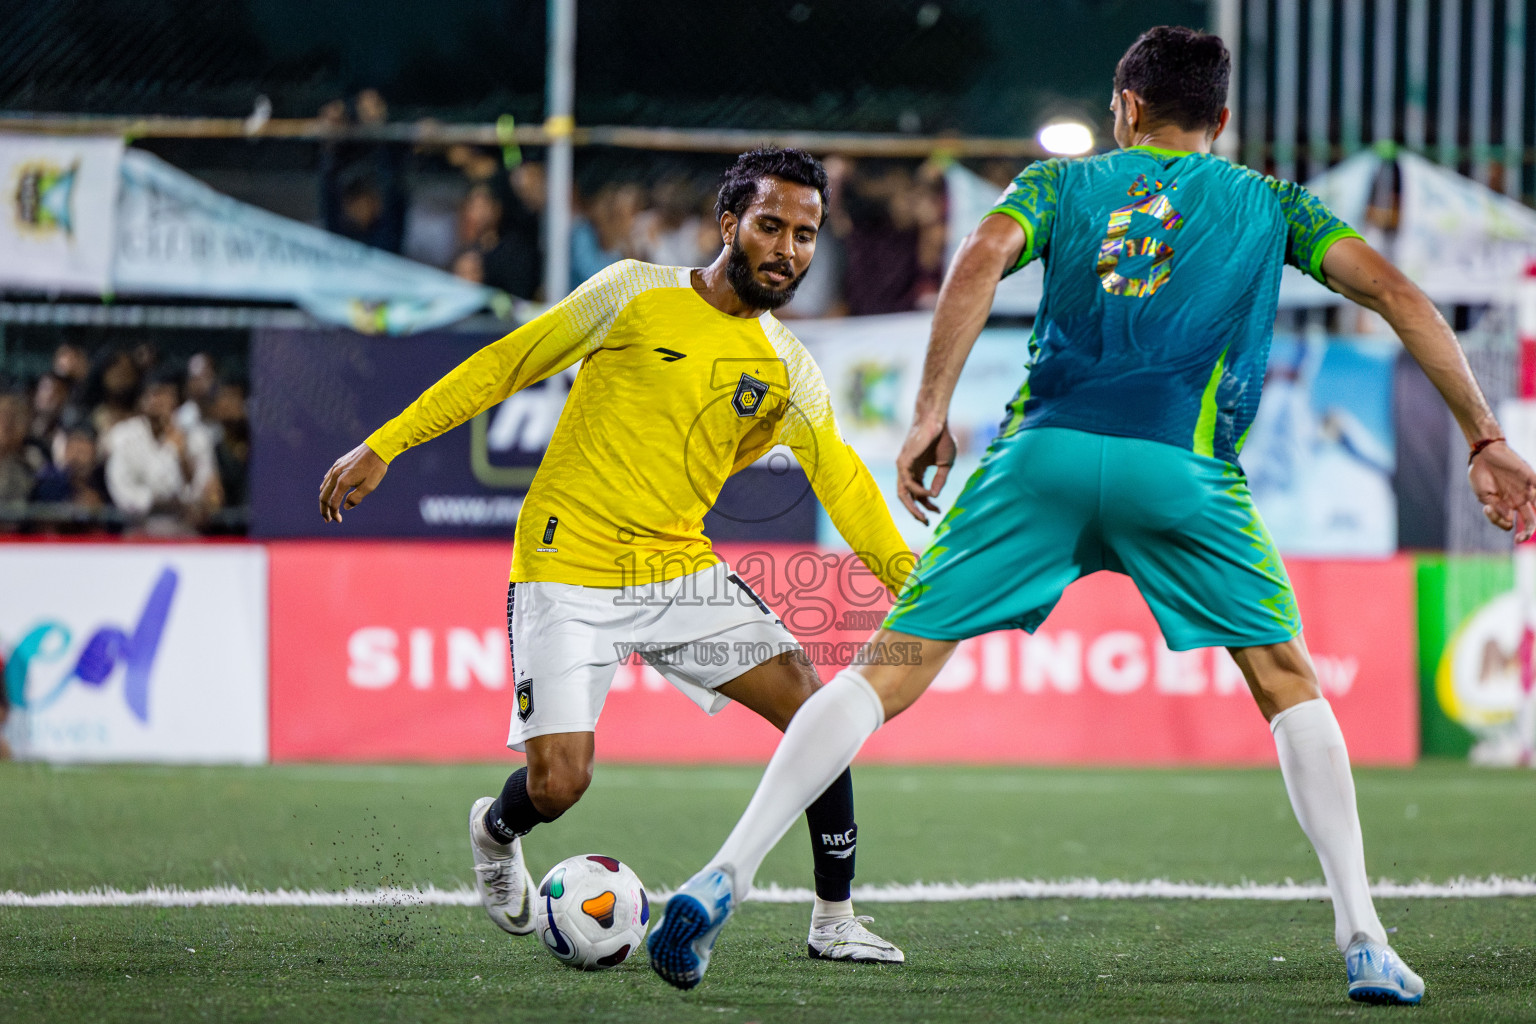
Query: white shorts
504 562 800 750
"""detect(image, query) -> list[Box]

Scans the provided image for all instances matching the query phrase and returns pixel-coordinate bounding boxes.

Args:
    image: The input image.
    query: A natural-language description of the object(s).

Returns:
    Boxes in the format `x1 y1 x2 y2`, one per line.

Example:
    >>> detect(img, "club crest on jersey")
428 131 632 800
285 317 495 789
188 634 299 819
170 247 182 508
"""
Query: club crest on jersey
516 679 534 721
732 373 769 417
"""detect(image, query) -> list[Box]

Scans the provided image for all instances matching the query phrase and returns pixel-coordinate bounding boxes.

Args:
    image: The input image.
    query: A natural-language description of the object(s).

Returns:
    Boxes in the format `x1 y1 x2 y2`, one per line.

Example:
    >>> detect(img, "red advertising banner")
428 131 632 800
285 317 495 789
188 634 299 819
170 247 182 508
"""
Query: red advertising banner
268 542 1416 765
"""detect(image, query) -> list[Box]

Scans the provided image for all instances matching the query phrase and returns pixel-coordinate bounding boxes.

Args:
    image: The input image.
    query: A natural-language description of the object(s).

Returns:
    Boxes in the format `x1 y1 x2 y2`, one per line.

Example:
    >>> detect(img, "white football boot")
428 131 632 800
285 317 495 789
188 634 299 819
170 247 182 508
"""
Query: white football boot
468 796 536 936
1345 932 1425 1005
808 914 905 963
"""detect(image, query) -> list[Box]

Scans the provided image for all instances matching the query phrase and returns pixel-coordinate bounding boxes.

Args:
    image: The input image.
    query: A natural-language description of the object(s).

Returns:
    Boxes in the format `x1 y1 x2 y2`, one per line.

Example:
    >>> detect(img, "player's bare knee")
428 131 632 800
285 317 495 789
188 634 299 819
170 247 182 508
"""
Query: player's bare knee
1245 665 1321 721
784 654 822 702
1230 641 1323 721
725 651 821 731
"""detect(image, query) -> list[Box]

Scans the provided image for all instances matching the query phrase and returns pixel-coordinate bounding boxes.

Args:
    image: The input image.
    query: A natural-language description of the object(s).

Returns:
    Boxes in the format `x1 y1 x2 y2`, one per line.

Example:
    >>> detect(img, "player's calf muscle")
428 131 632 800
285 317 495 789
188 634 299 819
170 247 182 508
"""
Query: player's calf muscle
525 734 595 815
858 630 958 721
528 770 590 815
1228 640 1322 721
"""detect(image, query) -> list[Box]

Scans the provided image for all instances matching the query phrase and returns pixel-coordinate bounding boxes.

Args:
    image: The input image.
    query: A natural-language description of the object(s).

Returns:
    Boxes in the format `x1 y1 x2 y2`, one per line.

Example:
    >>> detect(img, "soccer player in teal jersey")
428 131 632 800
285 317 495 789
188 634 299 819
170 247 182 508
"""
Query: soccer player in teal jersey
650 27 1536 1001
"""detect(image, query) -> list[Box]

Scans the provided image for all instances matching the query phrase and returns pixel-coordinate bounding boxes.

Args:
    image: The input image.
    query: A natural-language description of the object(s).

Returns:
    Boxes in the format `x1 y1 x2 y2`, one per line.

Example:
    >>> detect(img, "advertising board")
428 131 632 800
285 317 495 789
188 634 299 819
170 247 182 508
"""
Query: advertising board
269 542 1415 765
0 545 268 763
250 329 816 542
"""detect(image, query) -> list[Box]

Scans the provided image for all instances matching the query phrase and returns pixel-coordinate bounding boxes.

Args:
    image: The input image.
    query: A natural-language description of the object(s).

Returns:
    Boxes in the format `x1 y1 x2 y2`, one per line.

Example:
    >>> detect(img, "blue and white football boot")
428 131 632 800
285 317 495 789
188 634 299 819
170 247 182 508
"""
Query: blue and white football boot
1345 932 1425 1005
647 865 738 990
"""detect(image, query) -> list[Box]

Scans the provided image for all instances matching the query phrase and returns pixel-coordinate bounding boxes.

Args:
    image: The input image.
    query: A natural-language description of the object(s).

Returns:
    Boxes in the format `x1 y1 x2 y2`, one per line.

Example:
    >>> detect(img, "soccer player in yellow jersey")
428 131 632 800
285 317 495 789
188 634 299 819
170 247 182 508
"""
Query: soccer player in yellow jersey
319 148 912 964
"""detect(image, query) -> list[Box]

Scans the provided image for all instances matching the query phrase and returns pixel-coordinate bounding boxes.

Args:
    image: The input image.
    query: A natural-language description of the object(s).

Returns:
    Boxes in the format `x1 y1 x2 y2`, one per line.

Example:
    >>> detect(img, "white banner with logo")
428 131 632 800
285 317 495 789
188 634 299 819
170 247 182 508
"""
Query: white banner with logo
1 545 268 763
113 148 493 334
944 163 1044 316
799 313 1030 549
1240 334 1398 556
0 133 123 293
1396 150 1536 305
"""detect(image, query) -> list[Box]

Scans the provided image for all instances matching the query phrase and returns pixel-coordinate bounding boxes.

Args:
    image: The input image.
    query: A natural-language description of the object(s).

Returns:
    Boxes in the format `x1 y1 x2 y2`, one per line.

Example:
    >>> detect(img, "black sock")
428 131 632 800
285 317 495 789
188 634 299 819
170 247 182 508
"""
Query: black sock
804 767 856 903
484 767 558 844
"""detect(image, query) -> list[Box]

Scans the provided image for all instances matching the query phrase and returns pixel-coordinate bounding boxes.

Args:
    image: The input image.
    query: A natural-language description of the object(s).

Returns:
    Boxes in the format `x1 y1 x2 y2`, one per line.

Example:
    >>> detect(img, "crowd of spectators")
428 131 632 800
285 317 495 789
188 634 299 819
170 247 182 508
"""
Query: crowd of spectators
315 89 966 316
433 149 954 317
0 343 250 535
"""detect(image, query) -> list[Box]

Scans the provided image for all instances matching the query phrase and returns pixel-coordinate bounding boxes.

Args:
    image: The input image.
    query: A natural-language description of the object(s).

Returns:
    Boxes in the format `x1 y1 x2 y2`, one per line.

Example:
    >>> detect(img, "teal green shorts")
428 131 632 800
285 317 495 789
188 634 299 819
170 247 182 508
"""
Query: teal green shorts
883 427 1301 651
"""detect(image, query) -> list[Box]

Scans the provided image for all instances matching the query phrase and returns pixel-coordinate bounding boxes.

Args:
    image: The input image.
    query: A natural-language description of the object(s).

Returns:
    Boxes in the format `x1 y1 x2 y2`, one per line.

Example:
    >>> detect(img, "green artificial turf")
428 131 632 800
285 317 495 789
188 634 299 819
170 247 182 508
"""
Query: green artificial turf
2 761 1533 1023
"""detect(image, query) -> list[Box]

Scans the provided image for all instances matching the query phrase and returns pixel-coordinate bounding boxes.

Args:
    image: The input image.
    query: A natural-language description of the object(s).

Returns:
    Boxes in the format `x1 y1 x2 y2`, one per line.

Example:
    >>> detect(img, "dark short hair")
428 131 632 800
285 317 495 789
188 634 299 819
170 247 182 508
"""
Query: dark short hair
1114 26 1231 133
715 146 829 226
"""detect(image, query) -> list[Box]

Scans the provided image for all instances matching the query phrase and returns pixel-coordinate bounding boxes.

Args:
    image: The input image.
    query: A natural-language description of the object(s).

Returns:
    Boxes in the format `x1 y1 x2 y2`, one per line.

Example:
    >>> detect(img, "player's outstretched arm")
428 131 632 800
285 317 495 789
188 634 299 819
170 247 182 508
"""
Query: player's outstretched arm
319 442 387 523
1321 236 1536 539
364 306 596 465
319 262 647 522
897 213 1024 524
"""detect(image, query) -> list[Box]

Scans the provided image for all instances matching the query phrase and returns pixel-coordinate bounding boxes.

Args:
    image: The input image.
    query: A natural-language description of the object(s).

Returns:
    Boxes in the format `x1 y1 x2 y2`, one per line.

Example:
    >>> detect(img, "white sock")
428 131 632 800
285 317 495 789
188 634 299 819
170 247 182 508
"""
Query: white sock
708 668 885 898
811 896 854 928
1270 698 1386 950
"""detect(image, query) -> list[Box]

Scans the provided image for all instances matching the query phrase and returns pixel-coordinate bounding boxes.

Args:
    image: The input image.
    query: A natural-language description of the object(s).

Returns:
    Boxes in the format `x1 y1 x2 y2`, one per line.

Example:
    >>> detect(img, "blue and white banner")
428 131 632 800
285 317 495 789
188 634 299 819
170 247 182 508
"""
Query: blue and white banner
0 133 123 293
114 149 493 333
1 545 268 763
799 312 1030 550
1241 334 1398 557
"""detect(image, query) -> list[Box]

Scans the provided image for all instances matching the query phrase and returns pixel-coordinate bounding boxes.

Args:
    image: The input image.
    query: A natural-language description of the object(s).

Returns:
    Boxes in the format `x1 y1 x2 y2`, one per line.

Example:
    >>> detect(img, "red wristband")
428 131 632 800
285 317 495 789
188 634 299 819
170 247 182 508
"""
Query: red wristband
1469 437 1505 464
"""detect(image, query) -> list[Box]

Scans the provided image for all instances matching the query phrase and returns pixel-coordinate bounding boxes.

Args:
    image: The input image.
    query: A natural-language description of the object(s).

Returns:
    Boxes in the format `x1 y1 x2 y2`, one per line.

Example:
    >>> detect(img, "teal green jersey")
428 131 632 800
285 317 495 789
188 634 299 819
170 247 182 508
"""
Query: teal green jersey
987 147 1361 464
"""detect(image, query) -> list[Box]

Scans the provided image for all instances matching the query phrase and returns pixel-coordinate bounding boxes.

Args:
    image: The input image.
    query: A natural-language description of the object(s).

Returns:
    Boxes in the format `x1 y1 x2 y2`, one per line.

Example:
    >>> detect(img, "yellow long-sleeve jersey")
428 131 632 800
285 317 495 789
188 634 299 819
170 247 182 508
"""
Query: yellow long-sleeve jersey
366 260 911 593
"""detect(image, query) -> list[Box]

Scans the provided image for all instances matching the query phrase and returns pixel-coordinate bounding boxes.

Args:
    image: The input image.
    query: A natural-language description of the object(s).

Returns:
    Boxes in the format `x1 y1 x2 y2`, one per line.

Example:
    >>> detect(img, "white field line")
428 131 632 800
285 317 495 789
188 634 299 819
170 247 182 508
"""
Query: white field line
4 876 1536 908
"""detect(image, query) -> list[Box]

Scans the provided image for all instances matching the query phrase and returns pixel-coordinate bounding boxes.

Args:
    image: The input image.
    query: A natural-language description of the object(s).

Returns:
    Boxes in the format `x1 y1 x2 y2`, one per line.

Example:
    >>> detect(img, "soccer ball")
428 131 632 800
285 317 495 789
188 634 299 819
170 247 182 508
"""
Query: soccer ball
534 854 650 970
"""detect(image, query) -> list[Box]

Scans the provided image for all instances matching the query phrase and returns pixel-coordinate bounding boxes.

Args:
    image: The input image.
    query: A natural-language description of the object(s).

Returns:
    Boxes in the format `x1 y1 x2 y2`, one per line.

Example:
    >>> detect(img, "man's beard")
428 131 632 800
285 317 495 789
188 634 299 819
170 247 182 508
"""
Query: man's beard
726 236 804 310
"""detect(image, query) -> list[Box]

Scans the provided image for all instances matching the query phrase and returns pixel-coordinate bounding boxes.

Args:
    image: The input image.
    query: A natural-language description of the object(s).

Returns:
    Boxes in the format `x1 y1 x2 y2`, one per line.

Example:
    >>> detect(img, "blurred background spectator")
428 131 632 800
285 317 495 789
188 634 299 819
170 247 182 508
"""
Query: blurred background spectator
633 176 711 268
211 380 251 510
103 369 221 535
32 425 107 511
50 342 89 398
498 161 547 298
0 339 249 536
319 88 408 254
569 181 645 291
80 349 142 439
28 373 71 450
435 146 546 300
0 392 35 505
176 352 221 440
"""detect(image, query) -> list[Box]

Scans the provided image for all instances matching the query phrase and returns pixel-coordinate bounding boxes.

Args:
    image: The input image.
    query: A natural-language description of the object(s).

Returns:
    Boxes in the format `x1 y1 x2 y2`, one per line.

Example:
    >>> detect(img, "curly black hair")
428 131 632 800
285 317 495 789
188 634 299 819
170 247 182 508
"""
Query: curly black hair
1114 26 1231 133
714 146 829 226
